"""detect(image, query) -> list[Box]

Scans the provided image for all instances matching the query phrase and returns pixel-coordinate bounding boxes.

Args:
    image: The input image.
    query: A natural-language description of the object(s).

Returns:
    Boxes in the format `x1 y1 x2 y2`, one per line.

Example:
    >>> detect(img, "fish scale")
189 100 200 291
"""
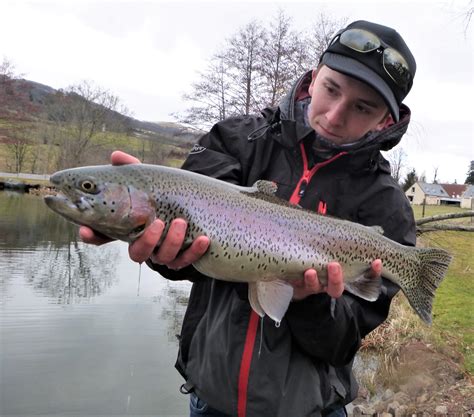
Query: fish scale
44 163 452 325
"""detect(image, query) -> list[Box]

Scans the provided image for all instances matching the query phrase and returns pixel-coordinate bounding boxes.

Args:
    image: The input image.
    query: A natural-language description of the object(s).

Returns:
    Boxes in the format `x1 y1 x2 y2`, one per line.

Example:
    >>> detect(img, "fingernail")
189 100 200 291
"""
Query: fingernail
199 239 209 251
329 264 339 275
174 221 186 233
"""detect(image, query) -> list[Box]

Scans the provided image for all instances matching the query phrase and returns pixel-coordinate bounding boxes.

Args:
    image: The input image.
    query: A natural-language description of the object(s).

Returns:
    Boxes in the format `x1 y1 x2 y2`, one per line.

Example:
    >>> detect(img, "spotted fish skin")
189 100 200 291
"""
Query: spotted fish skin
44 164 452 324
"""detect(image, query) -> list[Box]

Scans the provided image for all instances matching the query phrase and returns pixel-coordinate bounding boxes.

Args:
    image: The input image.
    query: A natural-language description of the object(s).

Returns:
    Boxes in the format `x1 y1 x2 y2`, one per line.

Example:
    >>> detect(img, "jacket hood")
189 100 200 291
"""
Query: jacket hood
274 70 411 154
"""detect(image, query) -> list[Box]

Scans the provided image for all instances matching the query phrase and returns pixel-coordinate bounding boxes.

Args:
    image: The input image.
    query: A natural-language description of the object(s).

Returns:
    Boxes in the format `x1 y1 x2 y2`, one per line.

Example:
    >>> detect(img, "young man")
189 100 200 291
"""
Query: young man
81 20 417 417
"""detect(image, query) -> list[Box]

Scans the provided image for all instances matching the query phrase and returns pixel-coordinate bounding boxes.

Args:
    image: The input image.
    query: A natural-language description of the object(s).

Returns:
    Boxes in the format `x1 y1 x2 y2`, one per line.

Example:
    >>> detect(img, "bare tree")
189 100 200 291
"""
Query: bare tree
462 2 473 34
259 10 301 107
47 80 126 169
224 20 265 116
177 53 235 128
0 57 37 120
302 13 348 68
5 131 31 173
177 12 347 129
386 147 407 183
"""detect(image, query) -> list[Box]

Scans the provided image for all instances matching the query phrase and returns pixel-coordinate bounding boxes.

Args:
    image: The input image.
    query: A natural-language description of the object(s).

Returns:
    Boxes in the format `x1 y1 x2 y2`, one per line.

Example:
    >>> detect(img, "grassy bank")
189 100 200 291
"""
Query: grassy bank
362 204 473 379
424 230 473 372
413 205 473 372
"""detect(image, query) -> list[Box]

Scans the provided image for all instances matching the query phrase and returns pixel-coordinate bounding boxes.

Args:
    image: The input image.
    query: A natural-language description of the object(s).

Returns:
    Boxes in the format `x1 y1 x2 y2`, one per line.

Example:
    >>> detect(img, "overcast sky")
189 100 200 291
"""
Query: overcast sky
1 0 472 183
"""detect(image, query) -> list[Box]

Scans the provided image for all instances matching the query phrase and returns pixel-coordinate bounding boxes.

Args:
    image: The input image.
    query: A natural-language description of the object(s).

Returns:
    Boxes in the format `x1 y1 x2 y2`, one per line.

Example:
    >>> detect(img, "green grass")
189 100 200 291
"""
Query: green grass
423 230 474 373
363 205 474 377
414 205 473 372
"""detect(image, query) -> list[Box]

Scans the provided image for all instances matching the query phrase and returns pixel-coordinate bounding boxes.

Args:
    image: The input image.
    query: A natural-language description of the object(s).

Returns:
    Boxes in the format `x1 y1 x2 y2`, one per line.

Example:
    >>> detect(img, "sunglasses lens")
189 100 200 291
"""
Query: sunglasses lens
339 29 380 52
383 48 411 87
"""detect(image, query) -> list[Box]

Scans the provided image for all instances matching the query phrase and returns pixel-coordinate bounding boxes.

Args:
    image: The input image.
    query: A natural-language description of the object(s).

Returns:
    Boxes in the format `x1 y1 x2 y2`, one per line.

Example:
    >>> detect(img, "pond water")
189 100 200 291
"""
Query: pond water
0 191 190 417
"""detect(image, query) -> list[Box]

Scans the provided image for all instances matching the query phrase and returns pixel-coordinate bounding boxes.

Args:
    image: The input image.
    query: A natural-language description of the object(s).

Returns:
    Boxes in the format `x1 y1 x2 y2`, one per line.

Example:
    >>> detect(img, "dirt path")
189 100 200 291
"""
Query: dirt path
349 341 473 415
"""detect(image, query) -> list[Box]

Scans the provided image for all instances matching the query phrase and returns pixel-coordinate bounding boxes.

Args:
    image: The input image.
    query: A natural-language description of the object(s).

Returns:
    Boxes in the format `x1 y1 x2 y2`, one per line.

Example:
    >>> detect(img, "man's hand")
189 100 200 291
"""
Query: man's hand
291 259 382 301
79 151 210 268
129 218 210 267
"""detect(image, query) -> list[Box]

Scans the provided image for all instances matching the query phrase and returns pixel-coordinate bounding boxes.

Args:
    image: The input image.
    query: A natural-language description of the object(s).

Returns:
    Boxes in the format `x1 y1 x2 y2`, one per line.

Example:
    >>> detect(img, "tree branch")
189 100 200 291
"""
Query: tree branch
417 224 474 233
416 211 474 225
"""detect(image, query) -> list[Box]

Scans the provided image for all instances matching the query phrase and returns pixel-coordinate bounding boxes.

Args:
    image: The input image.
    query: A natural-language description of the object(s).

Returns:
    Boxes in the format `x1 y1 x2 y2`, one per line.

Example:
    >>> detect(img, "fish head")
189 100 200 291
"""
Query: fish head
44 166 156 242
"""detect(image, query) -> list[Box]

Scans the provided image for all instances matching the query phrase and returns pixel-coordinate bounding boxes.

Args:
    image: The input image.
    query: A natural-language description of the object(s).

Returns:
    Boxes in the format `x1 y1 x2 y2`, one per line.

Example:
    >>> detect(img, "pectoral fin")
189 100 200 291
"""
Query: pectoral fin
344 274 382 301
248 280 294 325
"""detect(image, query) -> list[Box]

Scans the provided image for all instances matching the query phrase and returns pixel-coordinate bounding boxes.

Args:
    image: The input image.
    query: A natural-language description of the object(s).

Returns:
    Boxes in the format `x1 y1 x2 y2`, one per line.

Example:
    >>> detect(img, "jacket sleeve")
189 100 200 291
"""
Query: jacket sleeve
286 179 416 367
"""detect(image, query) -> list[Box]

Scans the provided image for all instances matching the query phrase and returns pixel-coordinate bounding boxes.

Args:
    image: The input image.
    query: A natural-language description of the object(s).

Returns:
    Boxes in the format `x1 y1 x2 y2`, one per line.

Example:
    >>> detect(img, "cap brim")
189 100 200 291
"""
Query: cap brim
321 52 399 122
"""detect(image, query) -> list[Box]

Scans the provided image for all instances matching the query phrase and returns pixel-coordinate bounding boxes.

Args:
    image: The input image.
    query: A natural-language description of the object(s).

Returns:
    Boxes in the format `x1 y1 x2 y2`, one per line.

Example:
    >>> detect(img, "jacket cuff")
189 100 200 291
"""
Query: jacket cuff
145 260 205 282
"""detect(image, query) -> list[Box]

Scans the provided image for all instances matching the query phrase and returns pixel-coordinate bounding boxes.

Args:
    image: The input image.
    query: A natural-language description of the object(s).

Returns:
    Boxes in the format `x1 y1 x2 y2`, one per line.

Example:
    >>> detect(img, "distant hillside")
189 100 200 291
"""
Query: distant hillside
128 119 202 145
7 78 201 145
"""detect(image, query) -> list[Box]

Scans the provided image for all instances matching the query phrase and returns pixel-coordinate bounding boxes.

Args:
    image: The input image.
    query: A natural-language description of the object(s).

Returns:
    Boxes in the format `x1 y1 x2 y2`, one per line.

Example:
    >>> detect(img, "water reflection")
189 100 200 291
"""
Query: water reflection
27 241 119 303
0 192 191 416
1 192 119 304
155 283 191 344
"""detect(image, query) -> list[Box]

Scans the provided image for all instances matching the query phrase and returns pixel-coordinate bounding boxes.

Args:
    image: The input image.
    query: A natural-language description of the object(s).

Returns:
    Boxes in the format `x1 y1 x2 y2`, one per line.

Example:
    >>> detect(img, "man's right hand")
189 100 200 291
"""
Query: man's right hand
79 151 210 268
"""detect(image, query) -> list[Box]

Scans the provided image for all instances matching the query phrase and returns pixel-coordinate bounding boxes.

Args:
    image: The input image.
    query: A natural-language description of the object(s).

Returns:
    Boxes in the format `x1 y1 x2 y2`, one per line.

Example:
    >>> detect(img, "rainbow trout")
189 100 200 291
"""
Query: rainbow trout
44 164 452 325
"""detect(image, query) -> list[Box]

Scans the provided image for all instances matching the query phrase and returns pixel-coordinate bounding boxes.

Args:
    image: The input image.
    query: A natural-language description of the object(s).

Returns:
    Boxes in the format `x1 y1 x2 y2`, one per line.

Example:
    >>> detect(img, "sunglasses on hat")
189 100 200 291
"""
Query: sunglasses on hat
332 28 413 89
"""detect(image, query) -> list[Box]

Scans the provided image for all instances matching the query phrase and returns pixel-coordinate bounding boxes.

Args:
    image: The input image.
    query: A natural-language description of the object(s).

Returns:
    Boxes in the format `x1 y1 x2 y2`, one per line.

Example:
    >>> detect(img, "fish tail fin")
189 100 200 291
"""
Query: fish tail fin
403 247 452 325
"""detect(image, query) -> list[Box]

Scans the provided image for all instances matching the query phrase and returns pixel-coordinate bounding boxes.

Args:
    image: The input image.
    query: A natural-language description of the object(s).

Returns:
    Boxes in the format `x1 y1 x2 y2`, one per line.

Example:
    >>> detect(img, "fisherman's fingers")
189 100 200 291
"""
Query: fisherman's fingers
79 226 113 246
369 259 383 278
291 269 323 300
129 219 165 263
326 262 344 298
110 150 141 165
166 236 211 271
149 218 188 265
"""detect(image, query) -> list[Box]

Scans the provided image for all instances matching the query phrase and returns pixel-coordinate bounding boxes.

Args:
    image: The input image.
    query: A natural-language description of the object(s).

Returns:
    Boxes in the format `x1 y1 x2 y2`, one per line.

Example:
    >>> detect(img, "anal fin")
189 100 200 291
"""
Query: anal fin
248 282 265 318
248 279 294 325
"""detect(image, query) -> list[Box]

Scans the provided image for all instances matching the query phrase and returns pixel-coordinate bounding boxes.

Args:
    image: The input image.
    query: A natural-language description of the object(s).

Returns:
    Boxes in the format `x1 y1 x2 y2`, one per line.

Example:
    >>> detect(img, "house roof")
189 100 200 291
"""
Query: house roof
440 183 468 198
415 182 470 200
462 185 474 198
418 182 449 197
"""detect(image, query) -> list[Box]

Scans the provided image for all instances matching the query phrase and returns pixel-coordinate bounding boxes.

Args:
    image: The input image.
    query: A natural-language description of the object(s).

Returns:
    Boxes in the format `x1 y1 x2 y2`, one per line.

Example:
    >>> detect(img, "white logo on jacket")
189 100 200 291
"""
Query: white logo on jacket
189 144 207 155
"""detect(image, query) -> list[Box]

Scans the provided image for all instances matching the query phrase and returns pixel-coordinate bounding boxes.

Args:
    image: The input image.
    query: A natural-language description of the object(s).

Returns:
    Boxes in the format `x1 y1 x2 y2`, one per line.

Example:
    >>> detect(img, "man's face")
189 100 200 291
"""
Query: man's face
307 65 393 145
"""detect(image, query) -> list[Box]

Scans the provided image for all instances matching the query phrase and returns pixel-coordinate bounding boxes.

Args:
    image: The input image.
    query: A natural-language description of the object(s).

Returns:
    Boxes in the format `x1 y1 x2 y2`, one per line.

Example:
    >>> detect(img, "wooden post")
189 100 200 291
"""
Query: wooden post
422 197 426 218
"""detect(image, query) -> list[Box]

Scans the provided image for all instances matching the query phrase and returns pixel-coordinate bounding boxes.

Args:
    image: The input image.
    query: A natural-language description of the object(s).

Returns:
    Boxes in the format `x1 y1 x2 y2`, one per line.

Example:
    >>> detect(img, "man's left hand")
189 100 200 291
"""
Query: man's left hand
291 259 382 301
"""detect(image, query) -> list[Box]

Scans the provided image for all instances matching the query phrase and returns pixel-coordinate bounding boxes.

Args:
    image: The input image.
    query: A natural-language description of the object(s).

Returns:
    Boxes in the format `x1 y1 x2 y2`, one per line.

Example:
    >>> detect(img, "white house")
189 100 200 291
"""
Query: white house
405 182 468 206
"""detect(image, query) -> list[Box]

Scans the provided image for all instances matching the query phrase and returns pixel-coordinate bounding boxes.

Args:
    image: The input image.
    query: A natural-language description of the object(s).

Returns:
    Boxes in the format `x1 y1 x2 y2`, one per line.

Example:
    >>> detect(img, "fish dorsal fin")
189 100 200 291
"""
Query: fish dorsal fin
250 279 294 325
253 180 278 196
344 274 382 301
242 181 302 209
366 225 384 234
248 283 265 318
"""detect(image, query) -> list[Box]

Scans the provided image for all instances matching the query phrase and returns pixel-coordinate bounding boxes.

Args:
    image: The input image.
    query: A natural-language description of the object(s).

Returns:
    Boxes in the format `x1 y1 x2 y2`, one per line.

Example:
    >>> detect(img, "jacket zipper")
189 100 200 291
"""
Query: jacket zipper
236 141 346 417
290 143 347 205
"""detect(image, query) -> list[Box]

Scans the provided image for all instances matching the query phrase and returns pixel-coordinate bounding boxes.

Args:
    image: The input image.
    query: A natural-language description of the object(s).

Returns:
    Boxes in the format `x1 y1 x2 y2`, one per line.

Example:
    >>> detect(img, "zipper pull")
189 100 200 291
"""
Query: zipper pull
298 179 308 197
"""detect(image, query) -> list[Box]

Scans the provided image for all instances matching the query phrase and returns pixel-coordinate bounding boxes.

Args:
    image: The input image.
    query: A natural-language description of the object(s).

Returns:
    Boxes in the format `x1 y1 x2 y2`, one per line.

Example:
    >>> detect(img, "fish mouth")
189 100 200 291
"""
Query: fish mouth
44 193 92 223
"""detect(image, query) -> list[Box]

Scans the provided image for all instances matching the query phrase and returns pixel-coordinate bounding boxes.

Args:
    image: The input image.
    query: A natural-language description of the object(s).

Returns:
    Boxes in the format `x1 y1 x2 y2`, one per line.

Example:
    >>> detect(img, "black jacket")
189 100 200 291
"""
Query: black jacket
148 71 416 417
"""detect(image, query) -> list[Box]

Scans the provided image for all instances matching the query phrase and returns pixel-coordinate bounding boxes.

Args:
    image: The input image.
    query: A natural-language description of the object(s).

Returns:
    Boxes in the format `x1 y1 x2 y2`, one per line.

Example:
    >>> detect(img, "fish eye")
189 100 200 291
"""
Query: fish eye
80 179 98 194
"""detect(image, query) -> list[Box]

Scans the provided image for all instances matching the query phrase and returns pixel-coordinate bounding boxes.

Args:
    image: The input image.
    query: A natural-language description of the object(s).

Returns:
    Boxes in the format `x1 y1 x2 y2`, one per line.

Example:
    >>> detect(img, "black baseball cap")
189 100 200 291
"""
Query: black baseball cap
320 20 416 122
